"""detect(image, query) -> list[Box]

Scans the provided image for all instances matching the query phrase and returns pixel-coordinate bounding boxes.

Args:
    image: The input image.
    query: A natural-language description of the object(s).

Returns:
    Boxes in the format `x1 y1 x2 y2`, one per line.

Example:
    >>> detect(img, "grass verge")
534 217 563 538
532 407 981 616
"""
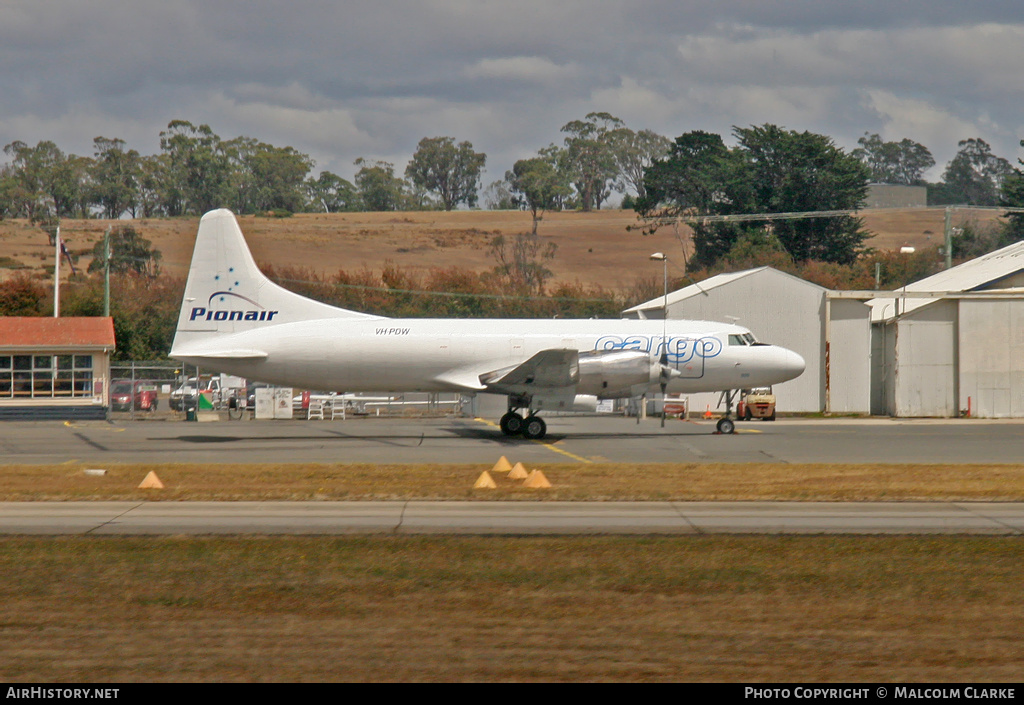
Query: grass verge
1 535 1021 682
2 462 1024 501
5 463 1022 682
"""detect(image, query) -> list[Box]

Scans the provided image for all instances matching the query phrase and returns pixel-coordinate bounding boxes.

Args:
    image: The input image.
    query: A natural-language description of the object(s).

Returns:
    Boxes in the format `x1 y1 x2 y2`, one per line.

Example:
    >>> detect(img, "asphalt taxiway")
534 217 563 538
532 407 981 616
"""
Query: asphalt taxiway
6 414 1024 465
3 500 1023 535
6 416 1023 536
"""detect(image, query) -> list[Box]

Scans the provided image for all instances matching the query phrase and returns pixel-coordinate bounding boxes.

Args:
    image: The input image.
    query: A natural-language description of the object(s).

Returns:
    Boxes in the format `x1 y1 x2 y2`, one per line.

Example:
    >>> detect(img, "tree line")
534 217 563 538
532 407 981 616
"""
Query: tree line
3 114 1023 257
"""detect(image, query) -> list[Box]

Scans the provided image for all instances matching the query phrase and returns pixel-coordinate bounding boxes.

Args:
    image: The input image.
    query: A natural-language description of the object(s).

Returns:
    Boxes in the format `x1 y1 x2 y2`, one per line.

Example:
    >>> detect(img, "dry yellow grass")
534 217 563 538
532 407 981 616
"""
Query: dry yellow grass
3 462 1023 682
4 462 1024 501
0 535 1021 682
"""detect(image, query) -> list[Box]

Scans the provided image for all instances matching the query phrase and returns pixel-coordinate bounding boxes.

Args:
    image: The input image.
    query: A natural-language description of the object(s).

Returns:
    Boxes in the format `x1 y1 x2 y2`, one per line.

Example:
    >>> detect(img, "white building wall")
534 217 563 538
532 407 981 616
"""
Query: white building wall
894 300 957 417
827 299 871 413
664 269 825 412
869 323 897 415
958 299 1024 417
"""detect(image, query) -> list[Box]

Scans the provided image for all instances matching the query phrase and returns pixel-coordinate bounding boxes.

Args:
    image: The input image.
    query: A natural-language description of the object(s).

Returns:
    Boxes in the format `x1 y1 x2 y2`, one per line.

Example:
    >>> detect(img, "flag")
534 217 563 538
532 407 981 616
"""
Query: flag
58 236 76 275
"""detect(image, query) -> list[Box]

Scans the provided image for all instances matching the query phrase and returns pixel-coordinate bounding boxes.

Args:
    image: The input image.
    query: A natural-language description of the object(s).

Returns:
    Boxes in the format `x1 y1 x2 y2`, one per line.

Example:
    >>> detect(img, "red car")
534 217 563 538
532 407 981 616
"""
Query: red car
110 379 160 412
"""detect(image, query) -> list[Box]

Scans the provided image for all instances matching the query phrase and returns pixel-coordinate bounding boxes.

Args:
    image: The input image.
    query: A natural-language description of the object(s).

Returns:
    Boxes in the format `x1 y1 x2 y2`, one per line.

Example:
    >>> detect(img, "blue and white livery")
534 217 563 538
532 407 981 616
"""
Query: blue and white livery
171 209 804 437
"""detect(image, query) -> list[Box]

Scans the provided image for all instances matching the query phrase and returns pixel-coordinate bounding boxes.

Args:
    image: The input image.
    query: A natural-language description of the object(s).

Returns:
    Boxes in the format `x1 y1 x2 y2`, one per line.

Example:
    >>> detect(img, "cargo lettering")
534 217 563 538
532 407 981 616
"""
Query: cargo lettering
595 335 722 363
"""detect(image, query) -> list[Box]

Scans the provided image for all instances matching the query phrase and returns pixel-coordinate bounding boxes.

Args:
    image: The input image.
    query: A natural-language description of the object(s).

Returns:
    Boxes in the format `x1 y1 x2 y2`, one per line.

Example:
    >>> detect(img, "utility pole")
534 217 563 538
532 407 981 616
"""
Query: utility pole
53 226 60 317
103 227 111 317
943 206 953 270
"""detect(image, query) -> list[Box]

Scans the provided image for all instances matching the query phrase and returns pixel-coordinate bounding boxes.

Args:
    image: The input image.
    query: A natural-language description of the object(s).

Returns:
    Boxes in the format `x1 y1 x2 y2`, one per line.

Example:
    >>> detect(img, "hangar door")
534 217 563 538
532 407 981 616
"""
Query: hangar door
958 300 1024 418
894 302 957 417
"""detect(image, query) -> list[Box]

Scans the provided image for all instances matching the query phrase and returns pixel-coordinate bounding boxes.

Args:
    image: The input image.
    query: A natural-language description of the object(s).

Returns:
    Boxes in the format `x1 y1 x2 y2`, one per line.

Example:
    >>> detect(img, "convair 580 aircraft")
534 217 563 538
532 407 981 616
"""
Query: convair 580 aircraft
170 209 804 438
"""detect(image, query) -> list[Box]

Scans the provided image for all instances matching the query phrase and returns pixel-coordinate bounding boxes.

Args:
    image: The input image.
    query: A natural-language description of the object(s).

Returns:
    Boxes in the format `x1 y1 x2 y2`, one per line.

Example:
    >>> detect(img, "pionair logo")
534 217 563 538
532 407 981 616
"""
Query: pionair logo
189 291 280 322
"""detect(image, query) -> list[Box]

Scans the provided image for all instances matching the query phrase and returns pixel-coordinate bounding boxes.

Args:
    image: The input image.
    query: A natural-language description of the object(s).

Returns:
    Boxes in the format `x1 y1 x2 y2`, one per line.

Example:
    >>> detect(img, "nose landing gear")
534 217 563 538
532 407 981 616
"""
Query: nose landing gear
715 389 738 435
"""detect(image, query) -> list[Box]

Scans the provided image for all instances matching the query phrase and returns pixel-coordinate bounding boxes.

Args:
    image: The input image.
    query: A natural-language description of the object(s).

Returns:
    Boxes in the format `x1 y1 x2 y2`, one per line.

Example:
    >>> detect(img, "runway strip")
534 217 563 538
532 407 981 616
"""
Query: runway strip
3 501 1024 535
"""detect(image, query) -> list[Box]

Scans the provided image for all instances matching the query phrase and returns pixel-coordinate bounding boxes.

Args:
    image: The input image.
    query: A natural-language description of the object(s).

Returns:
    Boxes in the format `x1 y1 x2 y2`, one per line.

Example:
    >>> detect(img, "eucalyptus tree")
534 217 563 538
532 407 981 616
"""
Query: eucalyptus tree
90 136 142 219
505 157 572 234
158 120 231 215
559 112 624 211
405 136 486 210
1 140 85 221
938 138 1013 206
354 158 407 211
306 171 359 212
607 127 671 200
225 136 314 213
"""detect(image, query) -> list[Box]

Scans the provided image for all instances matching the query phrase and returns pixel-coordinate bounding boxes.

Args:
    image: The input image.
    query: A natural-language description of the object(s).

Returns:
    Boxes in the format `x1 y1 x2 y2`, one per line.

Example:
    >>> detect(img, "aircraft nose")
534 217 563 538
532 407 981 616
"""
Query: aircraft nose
784 349 805 379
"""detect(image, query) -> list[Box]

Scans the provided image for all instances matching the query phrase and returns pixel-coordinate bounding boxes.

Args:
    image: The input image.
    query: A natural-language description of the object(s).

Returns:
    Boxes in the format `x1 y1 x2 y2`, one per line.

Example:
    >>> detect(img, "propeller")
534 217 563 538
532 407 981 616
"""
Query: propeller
659 350 669 427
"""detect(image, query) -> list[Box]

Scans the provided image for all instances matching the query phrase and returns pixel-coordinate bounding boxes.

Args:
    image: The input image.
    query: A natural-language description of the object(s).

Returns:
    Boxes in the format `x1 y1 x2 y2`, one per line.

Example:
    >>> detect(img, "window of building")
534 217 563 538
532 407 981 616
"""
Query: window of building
0 353 94 399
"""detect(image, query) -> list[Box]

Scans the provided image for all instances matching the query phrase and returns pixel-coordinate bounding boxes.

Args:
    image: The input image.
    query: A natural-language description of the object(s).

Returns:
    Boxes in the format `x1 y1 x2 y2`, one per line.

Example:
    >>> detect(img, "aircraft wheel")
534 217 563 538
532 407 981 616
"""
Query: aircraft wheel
522 415 547 440
716 418 736 435
500 411 524 436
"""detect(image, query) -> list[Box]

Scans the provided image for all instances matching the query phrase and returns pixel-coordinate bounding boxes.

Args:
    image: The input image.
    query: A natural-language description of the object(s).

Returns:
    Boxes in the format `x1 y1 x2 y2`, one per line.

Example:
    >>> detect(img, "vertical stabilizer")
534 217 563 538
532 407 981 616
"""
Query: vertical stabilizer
172 209 378 353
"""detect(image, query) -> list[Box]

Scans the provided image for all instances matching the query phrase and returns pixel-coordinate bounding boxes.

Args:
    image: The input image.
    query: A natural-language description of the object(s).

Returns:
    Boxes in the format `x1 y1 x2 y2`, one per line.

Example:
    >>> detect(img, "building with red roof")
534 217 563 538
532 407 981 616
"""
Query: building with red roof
0 317 115 419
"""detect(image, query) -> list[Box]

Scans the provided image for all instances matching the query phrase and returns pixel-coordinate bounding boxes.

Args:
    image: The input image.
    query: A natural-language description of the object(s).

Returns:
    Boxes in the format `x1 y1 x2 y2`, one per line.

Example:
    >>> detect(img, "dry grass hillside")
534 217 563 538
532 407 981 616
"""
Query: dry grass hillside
0 207 1008 293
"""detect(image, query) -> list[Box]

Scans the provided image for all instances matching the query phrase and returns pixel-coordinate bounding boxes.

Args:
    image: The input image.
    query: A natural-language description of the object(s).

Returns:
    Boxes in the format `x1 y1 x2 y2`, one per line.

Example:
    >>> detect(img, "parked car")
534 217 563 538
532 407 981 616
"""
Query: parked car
738 387 776 421
169 376 223 411
110 379 160 412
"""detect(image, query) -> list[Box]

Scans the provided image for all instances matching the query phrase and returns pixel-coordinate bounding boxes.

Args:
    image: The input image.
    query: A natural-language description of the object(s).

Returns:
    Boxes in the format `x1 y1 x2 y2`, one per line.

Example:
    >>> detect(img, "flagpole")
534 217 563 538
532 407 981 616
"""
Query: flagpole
54 226 60 317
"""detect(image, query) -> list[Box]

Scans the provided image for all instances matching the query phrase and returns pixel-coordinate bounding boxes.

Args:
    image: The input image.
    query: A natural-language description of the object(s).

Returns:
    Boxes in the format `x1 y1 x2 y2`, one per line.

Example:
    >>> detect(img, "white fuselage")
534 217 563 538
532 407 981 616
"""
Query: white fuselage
173 316 804 397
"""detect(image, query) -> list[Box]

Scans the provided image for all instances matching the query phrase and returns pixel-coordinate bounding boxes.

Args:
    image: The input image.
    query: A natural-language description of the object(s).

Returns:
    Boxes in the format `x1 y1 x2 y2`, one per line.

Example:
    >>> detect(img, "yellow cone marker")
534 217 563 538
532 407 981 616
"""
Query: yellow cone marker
491 456 513 473
523 469 551 489
138 471 164 489
473 471 497 489
508 462 529 480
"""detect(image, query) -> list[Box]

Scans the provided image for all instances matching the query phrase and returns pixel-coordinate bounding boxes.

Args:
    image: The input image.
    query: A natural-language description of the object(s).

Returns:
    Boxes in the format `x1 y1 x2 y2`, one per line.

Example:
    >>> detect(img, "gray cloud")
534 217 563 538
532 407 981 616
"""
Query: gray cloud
1 0 1021 186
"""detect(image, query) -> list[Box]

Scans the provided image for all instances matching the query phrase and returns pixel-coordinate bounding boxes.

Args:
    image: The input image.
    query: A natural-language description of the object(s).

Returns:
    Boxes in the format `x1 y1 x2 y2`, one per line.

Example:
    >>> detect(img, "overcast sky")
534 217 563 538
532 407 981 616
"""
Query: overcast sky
3 1 1022 190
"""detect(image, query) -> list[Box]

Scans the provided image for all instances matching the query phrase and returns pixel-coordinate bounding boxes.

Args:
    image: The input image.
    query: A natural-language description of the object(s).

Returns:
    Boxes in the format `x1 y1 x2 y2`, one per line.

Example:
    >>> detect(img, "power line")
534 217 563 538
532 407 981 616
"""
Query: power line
270 277 619 305
645 204 1024 225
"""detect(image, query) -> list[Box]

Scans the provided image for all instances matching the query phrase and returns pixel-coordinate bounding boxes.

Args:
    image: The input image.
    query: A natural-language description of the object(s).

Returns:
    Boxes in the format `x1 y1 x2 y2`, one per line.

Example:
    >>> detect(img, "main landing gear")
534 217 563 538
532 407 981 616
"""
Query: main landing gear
500 410 547 440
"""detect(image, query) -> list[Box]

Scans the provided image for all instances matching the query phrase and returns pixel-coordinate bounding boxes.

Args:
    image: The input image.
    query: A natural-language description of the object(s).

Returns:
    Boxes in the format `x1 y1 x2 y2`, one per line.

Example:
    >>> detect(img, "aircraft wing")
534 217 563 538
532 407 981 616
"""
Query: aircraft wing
478 349 579 393
431 349 579 395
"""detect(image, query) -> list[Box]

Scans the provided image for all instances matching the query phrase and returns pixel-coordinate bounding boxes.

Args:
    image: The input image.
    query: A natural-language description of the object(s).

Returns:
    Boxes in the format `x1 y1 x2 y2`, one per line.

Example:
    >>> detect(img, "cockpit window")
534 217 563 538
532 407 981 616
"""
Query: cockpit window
728 334 747 346
743 333 757 345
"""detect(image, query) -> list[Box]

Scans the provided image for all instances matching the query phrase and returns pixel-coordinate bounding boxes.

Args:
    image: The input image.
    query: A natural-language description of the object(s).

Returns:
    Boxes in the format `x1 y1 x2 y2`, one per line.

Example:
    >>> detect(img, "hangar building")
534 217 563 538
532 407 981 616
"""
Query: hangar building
869 240 1024 418
622 267 871 414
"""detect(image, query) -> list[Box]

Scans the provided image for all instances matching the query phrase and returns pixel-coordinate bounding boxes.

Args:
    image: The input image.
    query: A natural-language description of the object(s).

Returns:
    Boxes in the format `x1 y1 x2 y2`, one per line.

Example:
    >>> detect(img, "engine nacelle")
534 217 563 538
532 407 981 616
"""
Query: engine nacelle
572 394 599 412
575 350 659 398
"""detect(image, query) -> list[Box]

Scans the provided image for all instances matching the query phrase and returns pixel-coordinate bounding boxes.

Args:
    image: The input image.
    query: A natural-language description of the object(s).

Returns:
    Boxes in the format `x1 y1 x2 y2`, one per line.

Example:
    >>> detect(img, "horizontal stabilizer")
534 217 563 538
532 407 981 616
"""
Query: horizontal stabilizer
174 348 269 360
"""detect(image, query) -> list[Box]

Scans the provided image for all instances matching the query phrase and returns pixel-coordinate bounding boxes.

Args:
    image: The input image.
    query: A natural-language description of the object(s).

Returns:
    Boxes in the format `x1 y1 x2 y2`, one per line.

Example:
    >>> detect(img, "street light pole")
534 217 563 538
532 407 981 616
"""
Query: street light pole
650 253 668 427
649 252 667 326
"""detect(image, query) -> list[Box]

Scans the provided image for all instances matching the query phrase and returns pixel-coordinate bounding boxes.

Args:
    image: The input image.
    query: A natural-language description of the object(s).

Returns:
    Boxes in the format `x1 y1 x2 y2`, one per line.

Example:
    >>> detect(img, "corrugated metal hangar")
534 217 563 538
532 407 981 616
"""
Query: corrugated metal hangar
624 242 1024 419
622 267 871 415
869 240 1024 418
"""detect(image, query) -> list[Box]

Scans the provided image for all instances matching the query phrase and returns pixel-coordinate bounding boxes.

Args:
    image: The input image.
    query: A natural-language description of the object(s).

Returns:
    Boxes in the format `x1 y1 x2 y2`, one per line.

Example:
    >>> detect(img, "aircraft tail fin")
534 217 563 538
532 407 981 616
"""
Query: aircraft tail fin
171 209 378 354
